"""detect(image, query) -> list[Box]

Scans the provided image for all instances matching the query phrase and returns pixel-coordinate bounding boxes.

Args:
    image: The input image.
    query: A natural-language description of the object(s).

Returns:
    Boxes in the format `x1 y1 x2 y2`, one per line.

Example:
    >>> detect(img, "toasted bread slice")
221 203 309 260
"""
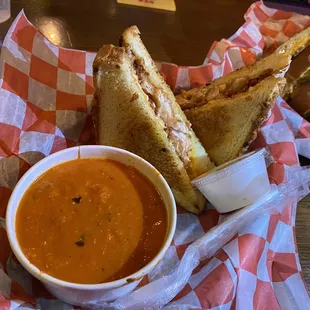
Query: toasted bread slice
183 76 286 166
93 45 210 214
276 27 310 117
275 26 310 58
177 52 291 110
120 26 214 179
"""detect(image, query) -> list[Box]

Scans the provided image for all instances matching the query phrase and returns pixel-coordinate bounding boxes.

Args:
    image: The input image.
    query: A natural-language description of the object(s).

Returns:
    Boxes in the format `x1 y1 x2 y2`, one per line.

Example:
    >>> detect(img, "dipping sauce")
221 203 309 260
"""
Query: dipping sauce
16 159 167 284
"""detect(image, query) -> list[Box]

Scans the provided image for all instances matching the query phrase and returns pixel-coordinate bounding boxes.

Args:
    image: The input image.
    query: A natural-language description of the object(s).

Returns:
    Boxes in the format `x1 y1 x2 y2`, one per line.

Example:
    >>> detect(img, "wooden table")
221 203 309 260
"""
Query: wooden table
297 156 310 291
0 0 309 290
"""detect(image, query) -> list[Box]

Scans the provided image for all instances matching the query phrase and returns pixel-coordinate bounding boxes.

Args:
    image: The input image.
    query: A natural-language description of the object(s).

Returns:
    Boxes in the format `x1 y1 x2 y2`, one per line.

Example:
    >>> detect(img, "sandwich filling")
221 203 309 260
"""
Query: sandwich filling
132 58 192 167
181 69 273 110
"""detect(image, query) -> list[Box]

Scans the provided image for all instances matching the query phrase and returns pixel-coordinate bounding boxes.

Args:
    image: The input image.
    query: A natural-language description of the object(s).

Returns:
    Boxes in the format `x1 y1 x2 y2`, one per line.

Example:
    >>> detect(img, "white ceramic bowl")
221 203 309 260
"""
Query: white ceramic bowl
191 148 271 213
6 146 177 306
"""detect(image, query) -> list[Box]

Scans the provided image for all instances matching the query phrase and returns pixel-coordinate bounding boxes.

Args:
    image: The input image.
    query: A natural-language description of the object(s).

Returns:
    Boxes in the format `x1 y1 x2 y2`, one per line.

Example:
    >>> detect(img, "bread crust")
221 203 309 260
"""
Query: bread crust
275 26 310 57
276 26 310 117
177 52 291 110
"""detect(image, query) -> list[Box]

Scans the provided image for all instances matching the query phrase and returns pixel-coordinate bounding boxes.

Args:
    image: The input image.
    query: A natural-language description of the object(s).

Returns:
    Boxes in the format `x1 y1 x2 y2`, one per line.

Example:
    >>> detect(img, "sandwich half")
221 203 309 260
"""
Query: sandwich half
177 53 289 166
93 28 214 214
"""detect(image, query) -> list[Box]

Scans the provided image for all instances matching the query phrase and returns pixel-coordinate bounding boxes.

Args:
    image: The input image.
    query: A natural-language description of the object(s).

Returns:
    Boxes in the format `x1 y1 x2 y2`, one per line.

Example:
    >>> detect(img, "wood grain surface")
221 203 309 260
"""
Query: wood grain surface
297 156 310 291
296 196 310 290
0 0 309 291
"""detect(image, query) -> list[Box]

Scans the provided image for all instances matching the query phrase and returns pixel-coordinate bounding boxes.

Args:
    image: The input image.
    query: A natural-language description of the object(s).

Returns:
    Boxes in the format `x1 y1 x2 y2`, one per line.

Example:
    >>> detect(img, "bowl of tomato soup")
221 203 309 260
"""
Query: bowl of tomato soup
6 146 176 306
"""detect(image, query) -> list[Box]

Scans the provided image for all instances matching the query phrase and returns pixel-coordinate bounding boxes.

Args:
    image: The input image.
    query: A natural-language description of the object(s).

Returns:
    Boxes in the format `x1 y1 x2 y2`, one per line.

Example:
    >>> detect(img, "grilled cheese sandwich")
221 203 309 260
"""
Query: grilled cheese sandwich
93 27 214 214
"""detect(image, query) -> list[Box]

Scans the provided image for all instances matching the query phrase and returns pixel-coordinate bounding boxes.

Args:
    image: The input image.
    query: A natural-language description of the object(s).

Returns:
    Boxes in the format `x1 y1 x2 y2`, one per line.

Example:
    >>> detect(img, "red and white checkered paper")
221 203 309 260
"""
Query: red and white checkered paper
0 1 310 309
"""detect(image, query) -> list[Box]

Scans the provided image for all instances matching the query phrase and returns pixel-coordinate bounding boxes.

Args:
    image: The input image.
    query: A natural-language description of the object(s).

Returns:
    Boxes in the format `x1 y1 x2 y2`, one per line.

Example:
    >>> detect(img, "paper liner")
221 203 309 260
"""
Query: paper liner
0 1 310 309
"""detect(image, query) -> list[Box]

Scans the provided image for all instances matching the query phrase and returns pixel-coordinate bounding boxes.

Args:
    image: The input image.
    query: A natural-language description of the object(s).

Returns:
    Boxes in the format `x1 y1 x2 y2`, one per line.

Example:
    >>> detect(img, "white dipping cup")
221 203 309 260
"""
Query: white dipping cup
191 148 271 213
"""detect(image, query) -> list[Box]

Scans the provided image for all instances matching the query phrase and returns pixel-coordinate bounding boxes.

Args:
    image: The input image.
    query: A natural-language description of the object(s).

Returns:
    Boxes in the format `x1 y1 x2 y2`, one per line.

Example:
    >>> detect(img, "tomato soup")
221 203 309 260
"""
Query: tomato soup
16 159 167 284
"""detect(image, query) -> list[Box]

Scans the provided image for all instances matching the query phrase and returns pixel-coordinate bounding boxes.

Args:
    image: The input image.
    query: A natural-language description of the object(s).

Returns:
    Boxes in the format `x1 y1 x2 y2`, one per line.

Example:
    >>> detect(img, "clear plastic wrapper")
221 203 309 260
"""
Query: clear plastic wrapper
88 166 310 310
